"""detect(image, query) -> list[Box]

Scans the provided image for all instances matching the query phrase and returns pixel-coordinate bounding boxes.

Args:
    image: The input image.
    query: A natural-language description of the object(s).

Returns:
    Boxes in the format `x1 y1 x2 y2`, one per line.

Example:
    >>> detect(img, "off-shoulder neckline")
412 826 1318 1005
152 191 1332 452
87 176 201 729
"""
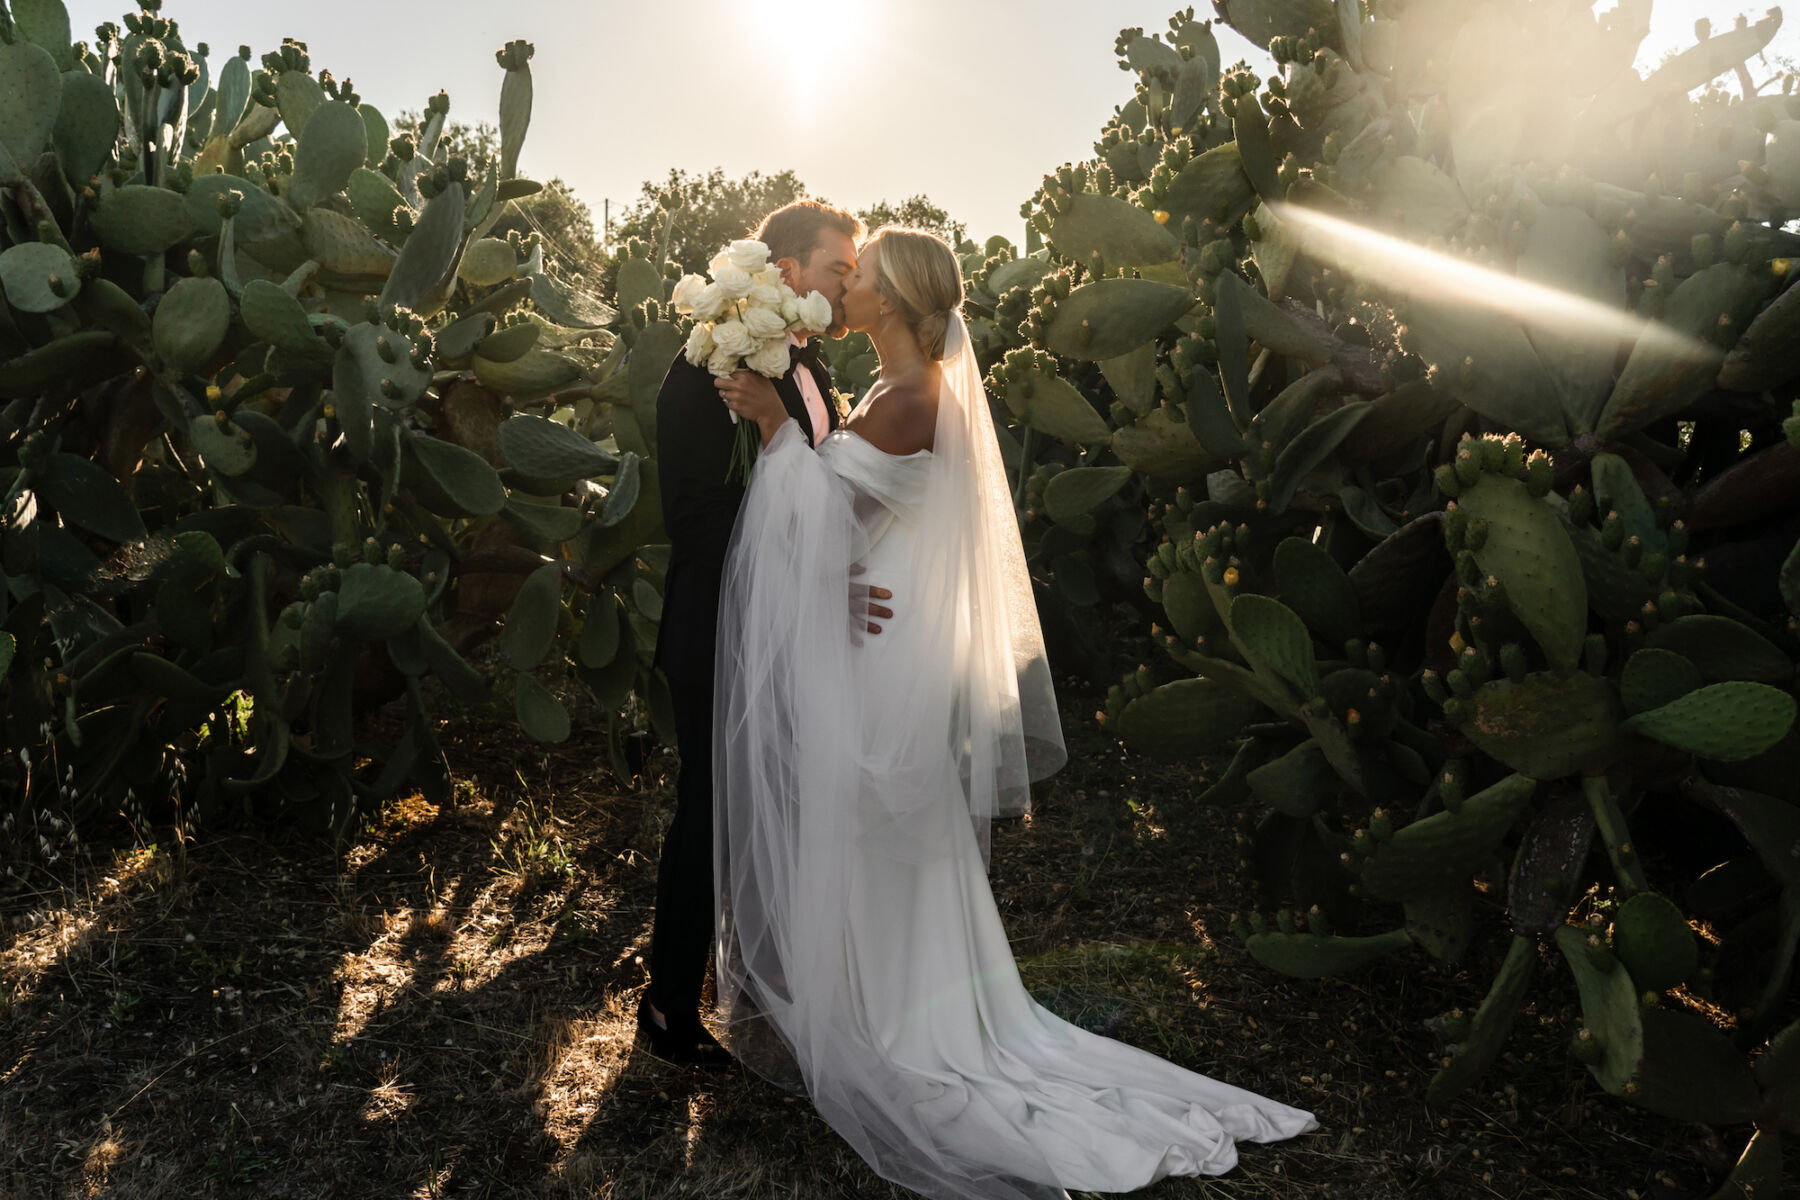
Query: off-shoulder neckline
826 427 932 461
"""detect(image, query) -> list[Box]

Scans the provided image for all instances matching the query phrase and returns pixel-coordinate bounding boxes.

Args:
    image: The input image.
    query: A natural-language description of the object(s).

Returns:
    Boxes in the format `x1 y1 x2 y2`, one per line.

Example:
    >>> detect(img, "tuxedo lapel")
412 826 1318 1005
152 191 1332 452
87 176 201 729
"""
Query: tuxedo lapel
774 369 815 446
809 360 839 432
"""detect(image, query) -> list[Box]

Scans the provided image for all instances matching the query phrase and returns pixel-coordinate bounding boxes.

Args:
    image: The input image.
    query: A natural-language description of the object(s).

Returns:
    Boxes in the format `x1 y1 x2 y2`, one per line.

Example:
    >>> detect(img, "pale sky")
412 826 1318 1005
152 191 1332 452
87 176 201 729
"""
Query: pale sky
70 1 1798 246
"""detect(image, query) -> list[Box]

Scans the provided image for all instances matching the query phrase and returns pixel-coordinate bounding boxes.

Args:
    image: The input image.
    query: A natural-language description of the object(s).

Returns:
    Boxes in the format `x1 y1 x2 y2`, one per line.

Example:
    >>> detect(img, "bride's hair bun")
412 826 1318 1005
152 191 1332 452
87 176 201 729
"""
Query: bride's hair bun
867 227 964 361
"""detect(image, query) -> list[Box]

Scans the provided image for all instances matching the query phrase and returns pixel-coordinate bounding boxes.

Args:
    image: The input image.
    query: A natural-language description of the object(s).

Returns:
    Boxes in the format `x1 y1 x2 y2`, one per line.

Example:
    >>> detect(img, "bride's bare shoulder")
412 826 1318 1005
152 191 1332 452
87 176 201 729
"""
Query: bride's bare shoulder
846 377 938 456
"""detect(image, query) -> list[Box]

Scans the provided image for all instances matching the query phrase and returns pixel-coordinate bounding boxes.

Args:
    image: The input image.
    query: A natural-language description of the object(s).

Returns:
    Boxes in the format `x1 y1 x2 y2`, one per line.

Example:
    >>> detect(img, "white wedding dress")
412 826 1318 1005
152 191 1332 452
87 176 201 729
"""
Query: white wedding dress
712 317 1316 1200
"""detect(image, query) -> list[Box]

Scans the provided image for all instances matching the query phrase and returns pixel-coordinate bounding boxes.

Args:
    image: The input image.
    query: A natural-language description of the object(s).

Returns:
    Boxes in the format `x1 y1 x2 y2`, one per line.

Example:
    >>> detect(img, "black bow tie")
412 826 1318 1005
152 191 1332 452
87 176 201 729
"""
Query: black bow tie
789 341 823 373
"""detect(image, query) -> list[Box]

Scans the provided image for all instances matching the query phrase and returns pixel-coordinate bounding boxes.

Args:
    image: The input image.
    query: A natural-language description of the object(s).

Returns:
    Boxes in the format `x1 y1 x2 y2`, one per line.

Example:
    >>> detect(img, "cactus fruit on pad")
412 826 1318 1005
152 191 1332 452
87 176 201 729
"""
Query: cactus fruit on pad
1611 892 1698 992
1230 592 1321 697
1624 682 1797 762
1359 774 1536 901
1461 671 1619 780
1045 278 1195 361
1455 472 1588 671
0 242 80 313
1112 677 1261 758
1243 928 1411 978
334 563 427 641
1427 933 1537 1105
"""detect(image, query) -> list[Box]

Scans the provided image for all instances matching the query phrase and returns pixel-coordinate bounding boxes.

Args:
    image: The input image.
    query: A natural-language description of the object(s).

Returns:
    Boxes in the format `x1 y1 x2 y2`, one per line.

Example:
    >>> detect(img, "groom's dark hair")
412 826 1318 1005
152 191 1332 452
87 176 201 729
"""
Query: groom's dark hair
755 200 863 266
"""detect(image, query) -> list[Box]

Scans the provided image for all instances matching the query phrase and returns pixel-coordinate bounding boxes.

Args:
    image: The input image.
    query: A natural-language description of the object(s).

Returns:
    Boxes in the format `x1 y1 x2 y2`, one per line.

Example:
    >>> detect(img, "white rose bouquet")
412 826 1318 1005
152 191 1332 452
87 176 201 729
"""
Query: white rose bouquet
672 239 835 483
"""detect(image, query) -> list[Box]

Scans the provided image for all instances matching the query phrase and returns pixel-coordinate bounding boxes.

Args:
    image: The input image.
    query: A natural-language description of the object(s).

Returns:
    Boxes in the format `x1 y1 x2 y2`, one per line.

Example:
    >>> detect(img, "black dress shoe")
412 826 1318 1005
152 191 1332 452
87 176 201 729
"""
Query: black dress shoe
635 994 734 1070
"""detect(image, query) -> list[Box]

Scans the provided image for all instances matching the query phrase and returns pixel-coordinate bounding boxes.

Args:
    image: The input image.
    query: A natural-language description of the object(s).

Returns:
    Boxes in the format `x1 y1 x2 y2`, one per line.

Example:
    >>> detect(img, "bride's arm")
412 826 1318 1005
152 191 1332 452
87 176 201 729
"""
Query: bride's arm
715 371 793 448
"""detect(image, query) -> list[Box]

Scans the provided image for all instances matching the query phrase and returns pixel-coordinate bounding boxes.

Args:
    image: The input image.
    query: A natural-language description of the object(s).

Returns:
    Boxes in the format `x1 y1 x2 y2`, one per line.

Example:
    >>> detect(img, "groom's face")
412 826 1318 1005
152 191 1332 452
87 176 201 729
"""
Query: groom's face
778 231 859 338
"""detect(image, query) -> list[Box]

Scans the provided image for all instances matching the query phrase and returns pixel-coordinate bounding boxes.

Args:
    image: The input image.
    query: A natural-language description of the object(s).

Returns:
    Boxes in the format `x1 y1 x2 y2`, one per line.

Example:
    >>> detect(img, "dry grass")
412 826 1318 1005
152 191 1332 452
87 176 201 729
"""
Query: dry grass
0 701 1761 1199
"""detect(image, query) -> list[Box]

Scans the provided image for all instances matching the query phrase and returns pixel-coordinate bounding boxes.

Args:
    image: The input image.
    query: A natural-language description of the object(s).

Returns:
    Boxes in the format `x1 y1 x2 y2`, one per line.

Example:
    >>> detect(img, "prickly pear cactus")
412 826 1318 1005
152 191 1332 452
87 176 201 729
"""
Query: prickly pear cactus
975 4 1800 1180
0 1 676 853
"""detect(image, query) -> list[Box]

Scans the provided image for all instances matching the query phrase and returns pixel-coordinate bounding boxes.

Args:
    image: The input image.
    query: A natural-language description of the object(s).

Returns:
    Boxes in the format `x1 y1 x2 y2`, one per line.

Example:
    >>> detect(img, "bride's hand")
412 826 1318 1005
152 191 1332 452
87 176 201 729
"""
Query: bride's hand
716 371 788 444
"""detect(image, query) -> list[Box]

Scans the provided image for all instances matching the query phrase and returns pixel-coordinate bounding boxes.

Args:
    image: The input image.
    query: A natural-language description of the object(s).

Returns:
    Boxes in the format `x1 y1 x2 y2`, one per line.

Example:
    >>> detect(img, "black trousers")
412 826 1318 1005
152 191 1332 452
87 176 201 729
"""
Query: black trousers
646 670 714 1016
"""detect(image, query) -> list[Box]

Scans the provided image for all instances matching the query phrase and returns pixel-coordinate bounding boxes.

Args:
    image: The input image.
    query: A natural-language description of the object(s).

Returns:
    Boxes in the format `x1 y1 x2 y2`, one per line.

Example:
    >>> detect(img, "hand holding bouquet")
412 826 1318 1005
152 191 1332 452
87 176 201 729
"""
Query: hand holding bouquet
673 240 833 483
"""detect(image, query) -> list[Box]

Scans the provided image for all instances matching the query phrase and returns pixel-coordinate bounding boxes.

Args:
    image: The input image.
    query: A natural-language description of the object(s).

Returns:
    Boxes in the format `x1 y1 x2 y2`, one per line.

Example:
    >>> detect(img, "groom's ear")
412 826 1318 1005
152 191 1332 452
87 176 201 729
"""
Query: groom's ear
774 256 801 290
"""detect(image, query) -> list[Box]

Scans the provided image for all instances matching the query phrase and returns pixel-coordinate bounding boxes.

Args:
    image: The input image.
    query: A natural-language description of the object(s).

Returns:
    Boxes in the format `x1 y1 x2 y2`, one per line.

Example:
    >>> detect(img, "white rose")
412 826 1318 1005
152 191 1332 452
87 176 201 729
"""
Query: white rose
712 319 756 359
742 306 787 339
684 321 716 364
746 337 793 378
706 346 739 378
796 290 833 332
714 264 754 299
749 282 784 307
780 291 802 323
728 239 770 271
690 282 729 323
670 274 708 314
756 265 785 289
709 249 733 277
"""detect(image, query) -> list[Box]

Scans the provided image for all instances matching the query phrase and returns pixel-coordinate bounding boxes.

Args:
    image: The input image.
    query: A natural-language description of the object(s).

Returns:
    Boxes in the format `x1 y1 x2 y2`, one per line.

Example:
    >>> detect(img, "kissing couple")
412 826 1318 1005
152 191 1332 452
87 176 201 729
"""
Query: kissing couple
642 200 1316 1199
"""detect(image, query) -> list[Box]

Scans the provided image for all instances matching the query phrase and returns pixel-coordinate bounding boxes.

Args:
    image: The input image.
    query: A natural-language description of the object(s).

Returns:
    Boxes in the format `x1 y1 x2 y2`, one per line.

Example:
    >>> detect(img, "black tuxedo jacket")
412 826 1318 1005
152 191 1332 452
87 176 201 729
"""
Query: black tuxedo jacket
652 348 839 685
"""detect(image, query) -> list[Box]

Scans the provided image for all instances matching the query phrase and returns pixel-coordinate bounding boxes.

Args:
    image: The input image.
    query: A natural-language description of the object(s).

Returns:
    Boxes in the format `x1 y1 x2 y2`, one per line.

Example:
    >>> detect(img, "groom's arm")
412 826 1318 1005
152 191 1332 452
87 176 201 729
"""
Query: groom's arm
656 356 744 563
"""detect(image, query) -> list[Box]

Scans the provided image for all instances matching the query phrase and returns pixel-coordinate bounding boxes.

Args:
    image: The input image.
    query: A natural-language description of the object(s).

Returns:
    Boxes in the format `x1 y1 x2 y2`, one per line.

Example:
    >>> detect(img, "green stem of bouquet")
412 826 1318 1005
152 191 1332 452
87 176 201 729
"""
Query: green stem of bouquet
726 415 760 486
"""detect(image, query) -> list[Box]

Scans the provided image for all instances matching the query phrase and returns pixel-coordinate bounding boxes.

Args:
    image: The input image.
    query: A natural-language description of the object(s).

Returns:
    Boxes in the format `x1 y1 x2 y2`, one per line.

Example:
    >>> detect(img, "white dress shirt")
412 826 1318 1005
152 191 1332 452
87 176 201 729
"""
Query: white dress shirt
787 332 830 448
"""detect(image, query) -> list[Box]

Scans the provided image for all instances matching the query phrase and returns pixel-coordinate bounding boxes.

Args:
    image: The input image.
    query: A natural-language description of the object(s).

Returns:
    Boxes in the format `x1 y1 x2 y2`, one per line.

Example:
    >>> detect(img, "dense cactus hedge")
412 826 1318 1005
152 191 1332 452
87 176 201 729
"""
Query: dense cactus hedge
0 0 682 846
959 1 1800 1188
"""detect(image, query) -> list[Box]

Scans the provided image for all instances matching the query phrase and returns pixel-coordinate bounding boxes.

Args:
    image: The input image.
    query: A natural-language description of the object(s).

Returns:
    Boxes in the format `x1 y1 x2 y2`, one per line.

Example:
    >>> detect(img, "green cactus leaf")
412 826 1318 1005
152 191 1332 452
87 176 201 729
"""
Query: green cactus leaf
287 100 366 209
1458 473 1588 671
1272 537 1362 647
1099 341 1158 416
1597 263 1769 440
1267 400 1369 514
514 671 571 743
1044 466 1132 524
185 174 301 253
1647 616 1794 684
1368 155 1469 238
1517 205 1626 435
986 256 1054 300
1045 278 1195 362
1111 407 1217 481
239 279 328 358
1195 736 1268 808
1230 593 1320 697
475 320 541 364
358 103 390 168
1112 677 1262 759
1252 365 1345 453
0 242 78 313
0 39 61 172
1555 919 1645 1093
597 452 644 529
474 346 584 402
1164 142 1255 227
459 237 518 288
1705 1129 1782 1200
1001 368 1112 445
502 496 584 543
498 48 533 180
1214 0 1338 49
1245 737 1333 817
302 208 395 291
1461 671 1618 780
347 167 412 245
1158 570 1222 646
1360 774 1536 901
497 413 617 480
629 320 686 415
90 184 194 256
1626 1007 1761 1125
1782 539 1800 617
1588 452 1661 548
187 411 257 477
378 181 464 316
578 593 623 669
632 576 664 622
1625 682 1797 762
36 452 145 544
1404 885 1474 963
1244 928 1411 978
614 257 665 318
1564 520 1654 625
152 275 231 375
1612 892 1698 992
335 563 427 641
1169 53 1216 135
1184 364 1245 458
1336 380 1459 462
497 562 562 671
1049 193 1179 269
52 68 119 185
1399 297 1567 446
1620 648 1702 716
1428 934 1539 1105
408 434 506 517
1508 793 1596 935
209 54 251 141
528 271 615 329
273 69 326 139
12 0 73 69
414 616 488 706
1720 262 1800 393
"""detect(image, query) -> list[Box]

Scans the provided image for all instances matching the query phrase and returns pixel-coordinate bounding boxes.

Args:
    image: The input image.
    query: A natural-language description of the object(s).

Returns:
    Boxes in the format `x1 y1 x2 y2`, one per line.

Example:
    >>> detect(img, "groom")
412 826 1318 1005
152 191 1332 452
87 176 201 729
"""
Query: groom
641 199 889 1066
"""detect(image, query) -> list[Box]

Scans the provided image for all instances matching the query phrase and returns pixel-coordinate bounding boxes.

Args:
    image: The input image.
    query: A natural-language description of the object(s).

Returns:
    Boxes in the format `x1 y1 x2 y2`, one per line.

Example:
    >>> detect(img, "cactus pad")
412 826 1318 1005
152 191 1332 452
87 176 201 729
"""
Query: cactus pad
1001 367 1112 445
90 185 195 256
1048 193 1180 268
0 242 80 314
1111 408 1216 479
1461 671 1618 780
1045 278 1195 362
1620 648 1702 715
1359 774 1536 901
1648 615 1794 684
1456 473 1588 671
1611 892 1698 992
1230 593 1321 697
1112 677 1261 759
1554 923 1644 1095
1043 466 1132 524
1273 536 1362 646
1243 927 1411 979
334 563 427 641
1625 682 1797 762
152 276 231 375
1245 737 1334 817
1427 933 1538 1105
513 671 571 743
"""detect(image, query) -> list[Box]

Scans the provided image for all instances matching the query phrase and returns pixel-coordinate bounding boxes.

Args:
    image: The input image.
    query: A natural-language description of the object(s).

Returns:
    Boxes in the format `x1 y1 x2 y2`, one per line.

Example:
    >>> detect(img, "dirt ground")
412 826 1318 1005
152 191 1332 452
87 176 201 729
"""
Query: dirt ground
0 699 1758 1199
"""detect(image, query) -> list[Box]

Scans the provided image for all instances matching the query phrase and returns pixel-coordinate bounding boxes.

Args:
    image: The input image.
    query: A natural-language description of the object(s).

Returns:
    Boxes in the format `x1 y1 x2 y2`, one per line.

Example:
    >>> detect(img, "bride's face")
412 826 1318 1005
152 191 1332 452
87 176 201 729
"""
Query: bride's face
839 242 884 334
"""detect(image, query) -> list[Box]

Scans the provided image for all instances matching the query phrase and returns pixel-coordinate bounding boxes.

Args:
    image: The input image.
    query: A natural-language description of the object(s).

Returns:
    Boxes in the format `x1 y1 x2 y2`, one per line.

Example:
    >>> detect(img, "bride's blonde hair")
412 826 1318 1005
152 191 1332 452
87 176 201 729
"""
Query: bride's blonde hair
866 227 964 361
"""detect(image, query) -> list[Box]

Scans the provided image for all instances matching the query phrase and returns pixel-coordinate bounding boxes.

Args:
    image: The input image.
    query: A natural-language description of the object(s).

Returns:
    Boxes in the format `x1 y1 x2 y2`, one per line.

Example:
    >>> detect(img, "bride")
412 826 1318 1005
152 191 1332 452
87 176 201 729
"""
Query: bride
709 226 1316 1199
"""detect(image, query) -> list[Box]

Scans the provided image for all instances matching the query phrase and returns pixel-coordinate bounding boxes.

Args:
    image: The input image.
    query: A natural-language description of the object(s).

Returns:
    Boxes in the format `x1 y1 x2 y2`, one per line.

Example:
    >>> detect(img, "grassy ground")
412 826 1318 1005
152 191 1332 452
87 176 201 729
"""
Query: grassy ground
0 700 1750 1199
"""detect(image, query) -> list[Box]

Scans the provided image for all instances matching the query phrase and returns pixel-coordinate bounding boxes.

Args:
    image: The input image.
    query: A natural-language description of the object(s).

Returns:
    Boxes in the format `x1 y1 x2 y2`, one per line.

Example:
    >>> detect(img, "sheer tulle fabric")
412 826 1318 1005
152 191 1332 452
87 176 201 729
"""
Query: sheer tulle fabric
712 317 1315 1199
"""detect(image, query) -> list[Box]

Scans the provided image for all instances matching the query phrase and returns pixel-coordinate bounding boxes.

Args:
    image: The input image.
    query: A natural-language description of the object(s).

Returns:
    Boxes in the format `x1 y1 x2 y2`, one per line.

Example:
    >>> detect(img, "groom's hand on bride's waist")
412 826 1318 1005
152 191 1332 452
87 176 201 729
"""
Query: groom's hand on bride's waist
848 564 893 639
